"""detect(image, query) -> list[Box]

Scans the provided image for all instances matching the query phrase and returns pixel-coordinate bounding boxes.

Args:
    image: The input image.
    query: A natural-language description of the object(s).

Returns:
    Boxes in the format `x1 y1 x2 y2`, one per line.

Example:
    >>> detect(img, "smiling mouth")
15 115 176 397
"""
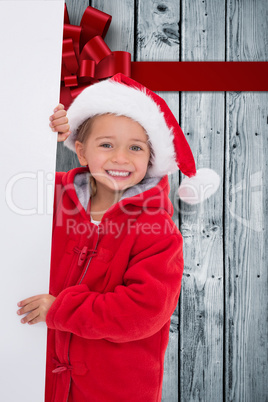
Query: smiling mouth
106 170 131 178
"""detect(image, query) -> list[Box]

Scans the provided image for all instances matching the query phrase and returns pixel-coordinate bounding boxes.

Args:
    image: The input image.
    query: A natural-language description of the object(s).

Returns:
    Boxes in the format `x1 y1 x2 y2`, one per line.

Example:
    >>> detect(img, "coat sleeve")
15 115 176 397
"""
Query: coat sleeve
46 233 184 342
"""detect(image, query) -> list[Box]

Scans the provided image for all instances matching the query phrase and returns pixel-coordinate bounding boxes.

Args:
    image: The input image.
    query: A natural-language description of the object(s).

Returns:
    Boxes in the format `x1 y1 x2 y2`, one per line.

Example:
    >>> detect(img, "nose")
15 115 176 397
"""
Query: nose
111 148 130 164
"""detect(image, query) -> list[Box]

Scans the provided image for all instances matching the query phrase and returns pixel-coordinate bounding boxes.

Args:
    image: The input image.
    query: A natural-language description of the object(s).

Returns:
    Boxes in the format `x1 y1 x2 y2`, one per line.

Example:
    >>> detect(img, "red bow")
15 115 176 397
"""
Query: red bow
60 5 131 109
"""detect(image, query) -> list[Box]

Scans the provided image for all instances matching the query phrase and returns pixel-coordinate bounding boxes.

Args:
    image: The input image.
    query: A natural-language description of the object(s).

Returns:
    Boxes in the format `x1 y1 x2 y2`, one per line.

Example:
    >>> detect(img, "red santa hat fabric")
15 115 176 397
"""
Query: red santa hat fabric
64 73 220 204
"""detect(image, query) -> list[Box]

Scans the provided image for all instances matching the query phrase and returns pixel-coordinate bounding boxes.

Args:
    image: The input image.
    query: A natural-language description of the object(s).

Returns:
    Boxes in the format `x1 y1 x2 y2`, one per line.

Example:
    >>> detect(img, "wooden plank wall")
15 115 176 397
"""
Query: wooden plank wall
62 1 268 401
180 1 225 401
225 1 268 401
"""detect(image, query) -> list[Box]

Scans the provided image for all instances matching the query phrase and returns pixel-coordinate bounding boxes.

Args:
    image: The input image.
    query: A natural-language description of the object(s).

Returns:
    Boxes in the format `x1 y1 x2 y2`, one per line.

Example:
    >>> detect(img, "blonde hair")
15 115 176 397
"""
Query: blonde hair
75 114 154 197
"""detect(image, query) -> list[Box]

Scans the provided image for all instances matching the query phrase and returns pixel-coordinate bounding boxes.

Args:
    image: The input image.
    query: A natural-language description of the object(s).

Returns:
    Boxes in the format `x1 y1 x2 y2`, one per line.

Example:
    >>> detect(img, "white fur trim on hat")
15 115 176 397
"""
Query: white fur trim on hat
64 79 178 177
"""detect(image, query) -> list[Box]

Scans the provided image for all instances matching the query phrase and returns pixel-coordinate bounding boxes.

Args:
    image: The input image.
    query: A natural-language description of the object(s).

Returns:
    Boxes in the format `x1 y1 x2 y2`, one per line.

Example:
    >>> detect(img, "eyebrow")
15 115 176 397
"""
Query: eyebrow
95 136 148 144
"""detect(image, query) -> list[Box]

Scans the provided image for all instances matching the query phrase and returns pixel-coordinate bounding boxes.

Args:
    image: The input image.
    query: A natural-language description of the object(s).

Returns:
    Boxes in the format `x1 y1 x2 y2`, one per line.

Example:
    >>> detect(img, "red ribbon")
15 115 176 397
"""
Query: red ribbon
60 5 131 109
61 5 267 104
131 61 268 91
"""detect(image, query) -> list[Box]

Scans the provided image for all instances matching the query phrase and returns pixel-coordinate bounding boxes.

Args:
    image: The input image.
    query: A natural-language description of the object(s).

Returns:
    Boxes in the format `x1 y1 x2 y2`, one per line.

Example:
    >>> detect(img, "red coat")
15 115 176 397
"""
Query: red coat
45 166 184 402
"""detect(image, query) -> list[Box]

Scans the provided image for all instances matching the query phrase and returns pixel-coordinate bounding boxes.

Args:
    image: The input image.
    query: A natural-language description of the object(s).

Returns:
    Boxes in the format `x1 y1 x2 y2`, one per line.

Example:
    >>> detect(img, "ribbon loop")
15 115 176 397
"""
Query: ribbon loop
80 6 112 48
64 5 70 24
80 35 112 65
60 4 131 109
79 60 96 80
63 24 81 44
96 51 132 79
62 39 79 74
64 75 78 87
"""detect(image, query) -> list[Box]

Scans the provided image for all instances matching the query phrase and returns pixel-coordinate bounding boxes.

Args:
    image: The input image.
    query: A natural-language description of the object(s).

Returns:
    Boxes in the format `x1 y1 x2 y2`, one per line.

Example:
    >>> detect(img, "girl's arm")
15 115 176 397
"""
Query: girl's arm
45 233 184 343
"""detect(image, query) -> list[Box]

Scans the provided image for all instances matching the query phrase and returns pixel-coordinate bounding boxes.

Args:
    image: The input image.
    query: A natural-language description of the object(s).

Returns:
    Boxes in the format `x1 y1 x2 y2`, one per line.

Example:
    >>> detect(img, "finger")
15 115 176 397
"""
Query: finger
17 300 39 316
53 103 65 113
21 309 40 324
28 314 42 325
17 294 43 307
51 123 70 134
49 109 67 121
57 132 71 142
49 116 68 128
50 109 67 119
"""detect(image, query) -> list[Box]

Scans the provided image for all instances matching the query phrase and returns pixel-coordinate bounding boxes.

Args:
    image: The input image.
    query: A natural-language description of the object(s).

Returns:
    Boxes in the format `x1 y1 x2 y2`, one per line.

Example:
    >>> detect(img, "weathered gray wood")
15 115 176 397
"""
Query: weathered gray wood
92 0 134 54
225 92 268 402
56 0 90 172
137 1 180 400
226 0 268 400
65 0 89 26
180 0 225 401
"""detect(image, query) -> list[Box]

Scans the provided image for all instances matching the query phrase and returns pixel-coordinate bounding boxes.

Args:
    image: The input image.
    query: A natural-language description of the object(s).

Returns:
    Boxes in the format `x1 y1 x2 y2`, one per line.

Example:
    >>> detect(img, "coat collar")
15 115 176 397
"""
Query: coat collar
61 166 173 220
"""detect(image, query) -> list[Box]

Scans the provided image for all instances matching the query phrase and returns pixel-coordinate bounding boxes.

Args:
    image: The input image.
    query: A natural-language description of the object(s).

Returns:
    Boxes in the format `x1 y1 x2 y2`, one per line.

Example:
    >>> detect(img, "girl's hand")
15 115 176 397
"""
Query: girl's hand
17 294 56 325
49 103 71 142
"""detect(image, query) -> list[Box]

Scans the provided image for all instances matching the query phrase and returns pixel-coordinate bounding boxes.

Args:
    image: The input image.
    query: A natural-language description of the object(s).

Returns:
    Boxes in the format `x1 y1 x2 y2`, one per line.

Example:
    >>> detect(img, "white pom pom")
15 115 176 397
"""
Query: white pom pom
178 168 221 205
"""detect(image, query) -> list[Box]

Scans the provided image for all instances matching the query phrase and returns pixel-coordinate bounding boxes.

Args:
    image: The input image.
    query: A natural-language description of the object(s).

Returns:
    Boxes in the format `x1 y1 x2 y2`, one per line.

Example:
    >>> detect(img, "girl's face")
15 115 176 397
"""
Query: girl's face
75 114 151 193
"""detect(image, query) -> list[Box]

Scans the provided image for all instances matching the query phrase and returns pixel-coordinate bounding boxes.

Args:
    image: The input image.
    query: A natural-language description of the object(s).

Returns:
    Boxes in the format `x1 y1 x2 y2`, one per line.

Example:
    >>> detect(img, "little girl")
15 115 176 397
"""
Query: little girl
17 73 219 401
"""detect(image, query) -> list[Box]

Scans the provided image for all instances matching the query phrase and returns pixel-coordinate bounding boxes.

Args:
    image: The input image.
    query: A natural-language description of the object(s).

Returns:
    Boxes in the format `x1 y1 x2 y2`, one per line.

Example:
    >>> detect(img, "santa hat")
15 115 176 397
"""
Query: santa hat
65 73 220 204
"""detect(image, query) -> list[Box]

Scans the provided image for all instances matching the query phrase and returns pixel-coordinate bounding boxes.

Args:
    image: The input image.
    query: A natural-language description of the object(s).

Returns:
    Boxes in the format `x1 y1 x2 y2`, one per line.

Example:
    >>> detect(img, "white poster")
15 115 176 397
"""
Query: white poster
0 1 64 401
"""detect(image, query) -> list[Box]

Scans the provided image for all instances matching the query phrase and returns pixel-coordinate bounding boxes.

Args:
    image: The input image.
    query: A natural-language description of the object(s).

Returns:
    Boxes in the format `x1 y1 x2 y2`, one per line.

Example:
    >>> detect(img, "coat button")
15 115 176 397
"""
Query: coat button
78 246 88 267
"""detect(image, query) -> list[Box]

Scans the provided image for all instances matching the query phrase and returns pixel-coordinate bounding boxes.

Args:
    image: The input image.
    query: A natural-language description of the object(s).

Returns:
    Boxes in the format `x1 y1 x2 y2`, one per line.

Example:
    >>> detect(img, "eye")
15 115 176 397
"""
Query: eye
100 143 112 148
130 145 142 151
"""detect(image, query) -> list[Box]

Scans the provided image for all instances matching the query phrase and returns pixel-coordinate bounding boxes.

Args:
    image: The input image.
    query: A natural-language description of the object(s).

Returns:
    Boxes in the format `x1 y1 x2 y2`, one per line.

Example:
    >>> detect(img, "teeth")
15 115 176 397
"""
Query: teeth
107 170 130 177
